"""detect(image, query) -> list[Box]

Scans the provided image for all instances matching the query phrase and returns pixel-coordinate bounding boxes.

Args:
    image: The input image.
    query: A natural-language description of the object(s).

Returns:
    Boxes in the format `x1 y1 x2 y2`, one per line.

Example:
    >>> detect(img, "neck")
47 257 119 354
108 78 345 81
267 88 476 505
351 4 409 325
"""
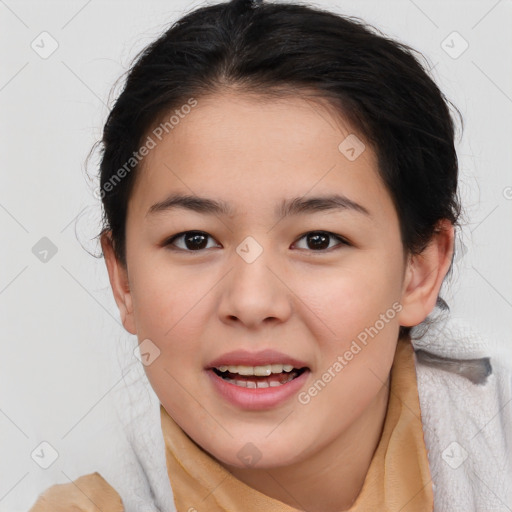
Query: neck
221 378 390 512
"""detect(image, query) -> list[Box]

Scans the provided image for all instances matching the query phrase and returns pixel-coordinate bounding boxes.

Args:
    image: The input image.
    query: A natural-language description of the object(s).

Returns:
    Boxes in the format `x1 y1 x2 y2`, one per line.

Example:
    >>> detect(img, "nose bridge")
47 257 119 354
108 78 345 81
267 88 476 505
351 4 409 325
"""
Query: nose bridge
218 235 292 326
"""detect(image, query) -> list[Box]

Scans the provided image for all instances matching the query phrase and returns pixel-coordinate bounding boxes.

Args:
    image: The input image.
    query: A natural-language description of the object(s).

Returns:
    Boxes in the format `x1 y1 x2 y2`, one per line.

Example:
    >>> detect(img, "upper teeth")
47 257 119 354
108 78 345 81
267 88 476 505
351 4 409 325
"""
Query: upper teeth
216 364 295 376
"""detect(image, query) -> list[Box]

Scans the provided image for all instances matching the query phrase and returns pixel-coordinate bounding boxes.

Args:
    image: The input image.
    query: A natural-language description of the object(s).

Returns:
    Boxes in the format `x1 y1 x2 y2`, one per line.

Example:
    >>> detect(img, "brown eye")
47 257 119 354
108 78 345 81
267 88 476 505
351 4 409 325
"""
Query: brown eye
293 231 348 251
166 231 220 251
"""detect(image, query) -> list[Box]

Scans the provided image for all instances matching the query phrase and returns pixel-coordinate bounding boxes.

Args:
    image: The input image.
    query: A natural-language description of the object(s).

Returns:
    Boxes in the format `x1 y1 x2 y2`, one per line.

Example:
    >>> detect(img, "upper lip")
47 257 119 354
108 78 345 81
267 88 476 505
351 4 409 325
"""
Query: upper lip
206 349 309 369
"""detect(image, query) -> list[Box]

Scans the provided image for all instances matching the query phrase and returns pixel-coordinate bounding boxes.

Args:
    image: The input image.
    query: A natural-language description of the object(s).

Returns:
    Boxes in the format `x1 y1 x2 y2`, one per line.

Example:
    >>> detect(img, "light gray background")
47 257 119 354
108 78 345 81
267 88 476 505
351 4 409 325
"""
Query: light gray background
1 0 511 510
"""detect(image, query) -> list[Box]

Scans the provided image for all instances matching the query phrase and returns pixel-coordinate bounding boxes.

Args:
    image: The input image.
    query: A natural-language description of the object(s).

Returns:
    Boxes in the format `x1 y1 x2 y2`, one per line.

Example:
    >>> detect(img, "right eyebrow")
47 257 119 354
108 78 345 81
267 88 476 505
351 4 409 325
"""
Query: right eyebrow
146 193 234 218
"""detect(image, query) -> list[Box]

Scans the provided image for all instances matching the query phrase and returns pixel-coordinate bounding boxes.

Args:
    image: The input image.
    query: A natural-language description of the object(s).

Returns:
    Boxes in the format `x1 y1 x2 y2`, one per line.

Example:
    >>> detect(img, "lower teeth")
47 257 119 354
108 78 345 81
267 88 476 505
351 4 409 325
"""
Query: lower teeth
222 373 297 388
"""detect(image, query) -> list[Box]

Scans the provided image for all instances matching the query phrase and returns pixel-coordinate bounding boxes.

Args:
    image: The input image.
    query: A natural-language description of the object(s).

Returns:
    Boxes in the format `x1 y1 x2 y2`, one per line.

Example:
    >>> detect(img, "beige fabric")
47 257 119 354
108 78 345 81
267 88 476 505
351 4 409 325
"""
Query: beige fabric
27 472 124 511
162 338 434 511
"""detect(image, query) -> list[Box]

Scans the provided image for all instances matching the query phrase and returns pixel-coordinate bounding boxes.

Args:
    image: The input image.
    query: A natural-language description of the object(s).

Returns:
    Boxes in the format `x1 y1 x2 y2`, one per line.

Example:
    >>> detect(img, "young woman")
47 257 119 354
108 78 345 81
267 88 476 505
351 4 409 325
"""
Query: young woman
29 0 512 510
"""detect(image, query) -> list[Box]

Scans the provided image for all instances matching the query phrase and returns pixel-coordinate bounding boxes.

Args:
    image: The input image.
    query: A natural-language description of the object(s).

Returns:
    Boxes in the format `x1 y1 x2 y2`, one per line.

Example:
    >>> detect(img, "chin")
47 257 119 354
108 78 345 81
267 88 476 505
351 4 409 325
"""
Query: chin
203 437 305 470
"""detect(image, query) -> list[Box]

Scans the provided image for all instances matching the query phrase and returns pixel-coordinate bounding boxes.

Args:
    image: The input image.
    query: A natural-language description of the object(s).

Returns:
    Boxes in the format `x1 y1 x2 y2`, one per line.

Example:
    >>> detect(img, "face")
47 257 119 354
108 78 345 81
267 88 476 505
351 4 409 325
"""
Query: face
105 90 438 471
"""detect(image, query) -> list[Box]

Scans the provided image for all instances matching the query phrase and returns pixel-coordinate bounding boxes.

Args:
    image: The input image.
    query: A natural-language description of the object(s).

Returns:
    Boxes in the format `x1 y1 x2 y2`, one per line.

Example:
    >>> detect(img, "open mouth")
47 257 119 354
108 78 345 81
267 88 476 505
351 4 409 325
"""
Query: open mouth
212 364 308 389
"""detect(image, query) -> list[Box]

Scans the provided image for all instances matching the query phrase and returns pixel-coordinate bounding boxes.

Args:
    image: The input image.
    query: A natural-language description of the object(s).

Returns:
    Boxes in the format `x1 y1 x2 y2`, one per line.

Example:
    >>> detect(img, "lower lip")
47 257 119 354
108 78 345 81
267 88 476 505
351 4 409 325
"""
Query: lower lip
206 369 310 410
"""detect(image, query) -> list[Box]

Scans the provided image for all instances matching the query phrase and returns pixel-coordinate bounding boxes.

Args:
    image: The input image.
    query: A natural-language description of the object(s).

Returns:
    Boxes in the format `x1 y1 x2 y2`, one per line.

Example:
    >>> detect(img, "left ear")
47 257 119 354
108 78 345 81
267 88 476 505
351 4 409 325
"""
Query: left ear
398 219 455 327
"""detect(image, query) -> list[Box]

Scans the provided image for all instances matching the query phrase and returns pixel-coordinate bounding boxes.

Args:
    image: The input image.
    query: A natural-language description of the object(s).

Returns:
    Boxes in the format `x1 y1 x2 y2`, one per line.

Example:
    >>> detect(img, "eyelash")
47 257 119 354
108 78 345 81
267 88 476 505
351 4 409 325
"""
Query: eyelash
163 230 350 253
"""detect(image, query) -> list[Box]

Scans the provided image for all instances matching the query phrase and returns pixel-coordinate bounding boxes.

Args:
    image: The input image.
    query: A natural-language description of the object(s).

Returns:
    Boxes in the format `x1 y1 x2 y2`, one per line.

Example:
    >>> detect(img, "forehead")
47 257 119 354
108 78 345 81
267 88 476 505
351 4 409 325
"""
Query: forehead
148 91 363 164
128 91 393 223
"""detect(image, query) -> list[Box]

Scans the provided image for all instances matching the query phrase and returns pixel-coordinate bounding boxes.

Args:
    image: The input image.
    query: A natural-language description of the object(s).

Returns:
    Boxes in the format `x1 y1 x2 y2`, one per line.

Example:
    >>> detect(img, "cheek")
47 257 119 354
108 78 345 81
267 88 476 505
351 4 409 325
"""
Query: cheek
129 256 209 336
128 259 218 389
296 260 402 389
297 258 403 337
293 271 400 438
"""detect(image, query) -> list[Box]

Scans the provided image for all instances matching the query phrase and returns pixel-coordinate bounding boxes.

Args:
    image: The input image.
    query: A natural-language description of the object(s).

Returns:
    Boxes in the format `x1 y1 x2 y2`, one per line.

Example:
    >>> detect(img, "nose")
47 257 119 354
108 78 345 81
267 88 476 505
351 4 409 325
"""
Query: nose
217 243 293 329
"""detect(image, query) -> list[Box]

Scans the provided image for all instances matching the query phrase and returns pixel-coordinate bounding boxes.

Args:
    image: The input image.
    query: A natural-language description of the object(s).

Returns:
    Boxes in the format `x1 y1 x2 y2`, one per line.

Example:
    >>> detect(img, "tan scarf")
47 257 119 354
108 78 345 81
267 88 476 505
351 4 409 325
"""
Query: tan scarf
161 338 434 511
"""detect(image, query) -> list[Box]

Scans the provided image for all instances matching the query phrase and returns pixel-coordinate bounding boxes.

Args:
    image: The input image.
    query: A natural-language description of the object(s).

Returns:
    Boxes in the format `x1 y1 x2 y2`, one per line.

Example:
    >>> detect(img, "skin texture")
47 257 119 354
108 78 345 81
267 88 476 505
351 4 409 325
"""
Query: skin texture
102 90 454 512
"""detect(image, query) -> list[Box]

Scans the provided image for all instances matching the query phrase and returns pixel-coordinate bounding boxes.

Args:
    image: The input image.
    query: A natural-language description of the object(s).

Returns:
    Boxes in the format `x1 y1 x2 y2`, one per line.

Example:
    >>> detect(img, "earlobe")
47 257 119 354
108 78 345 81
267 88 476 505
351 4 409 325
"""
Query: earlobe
100 231 137 335
398 220 454 327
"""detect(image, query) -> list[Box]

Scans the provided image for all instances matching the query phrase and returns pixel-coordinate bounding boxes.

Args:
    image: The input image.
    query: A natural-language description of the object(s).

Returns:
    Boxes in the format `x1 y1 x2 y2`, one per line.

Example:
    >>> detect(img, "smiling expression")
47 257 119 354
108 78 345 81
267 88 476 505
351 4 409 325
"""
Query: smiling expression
106 90 423 470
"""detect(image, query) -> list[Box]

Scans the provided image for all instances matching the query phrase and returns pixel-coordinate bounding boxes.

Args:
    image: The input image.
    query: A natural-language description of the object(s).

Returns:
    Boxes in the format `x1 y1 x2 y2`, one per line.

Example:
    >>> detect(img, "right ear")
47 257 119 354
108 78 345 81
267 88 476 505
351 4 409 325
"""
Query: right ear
100 231 137 335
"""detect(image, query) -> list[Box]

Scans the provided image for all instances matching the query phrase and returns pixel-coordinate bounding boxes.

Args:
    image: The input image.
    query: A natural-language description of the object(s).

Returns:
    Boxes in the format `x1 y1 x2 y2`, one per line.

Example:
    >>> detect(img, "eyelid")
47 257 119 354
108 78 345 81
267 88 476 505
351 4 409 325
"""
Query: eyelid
164 231 221 251
292 231 350 251
164 230 350 252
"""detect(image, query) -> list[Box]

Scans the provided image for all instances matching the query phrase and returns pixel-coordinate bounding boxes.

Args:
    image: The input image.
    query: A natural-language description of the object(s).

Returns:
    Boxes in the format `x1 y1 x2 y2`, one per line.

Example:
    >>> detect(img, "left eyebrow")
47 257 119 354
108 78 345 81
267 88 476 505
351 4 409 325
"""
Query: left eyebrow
277 194 371 218
146 193 371 218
